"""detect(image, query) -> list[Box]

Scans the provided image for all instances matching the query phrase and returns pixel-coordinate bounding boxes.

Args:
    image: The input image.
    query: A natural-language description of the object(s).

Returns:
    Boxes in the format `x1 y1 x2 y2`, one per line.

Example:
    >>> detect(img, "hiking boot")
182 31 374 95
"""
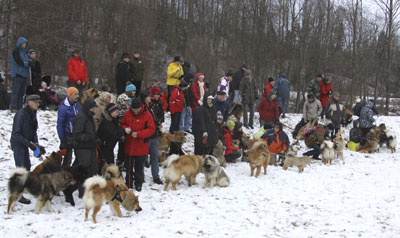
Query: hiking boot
135 185 142 192
153 178 163 185
18 196 31 204
282 114 286 118
249 125 254 129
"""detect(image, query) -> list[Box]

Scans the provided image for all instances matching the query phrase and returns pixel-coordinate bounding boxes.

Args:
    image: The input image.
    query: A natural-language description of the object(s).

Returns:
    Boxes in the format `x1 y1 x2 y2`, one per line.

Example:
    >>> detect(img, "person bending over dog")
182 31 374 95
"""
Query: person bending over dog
292 94 322 138
223 120 241 163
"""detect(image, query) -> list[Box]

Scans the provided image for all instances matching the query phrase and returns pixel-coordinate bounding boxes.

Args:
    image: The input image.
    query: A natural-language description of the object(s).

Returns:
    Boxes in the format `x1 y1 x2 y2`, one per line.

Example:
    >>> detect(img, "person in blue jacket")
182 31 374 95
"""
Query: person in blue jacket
57 87 80 166
10 37 32 111
10 94 45 204
213 91 229 122
273 73 291 118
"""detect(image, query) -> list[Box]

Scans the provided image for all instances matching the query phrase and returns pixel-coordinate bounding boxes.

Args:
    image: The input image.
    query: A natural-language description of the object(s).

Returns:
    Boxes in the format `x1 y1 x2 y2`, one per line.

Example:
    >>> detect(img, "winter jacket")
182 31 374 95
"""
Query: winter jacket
30 60 42 92
149 99 164 139
129 57 144 82
213 98 229 122
254 127 267 140
261 129 290 154
349 121 362 143
319 81 333 107
191 73 207 110
303 98 322 122
120 105 155 156
10 37 31 79
217 76 230 96
115 60 131 95
258 97 279 122
67 56 88 84
182 84 193 108
325 98 345 129
359 100 375 129
72 99 97 150
273 75 290 99
57 97 80 141
0 82 8 110
306 79 320 98
10 106 38 149
353 101 378 117
194 94 218 148
170 86 184 114
231 68 245 93
97 110 125 162
239 76 257 104
166 62 184 86
160 90 168 111
263 82 274 99
223 127 239 156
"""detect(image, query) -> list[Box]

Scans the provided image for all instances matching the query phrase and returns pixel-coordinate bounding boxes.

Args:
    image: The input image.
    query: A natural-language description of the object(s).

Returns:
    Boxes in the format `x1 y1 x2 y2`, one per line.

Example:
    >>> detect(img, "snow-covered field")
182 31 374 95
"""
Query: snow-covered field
0 110 399 237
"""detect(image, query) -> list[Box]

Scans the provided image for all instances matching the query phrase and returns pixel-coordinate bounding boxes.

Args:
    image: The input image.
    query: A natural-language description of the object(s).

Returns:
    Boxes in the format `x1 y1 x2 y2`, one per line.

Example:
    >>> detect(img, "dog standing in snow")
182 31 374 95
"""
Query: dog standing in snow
333 130 346 164
321 140 336 165
382 128 397 153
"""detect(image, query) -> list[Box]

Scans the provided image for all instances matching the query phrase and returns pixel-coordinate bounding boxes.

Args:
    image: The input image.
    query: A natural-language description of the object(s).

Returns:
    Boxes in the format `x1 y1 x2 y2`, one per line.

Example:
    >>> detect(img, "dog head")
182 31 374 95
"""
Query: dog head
378 123 386 131
202 155 219 171
170 131 186 144
102 164 123 181
321 140 334 150
85 88 100 99
289 140 301 154
60 170 76 188
47 151 63 165
121 190 142 213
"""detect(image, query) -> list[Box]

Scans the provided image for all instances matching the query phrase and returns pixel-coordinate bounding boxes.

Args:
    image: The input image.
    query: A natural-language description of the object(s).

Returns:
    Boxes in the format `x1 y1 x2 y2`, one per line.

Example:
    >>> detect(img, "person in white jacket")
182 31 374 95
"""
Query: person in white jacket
217 70 233 100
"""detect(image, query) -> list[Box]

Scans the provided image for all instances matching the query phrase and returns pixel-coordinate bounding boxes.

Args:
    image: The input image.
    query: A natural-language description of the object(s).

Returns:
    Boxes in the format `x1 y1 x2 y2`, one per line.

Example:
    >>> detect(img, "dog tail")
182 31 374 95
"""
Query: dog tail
7 168 29 197
162 154 180 168
83 176 107 209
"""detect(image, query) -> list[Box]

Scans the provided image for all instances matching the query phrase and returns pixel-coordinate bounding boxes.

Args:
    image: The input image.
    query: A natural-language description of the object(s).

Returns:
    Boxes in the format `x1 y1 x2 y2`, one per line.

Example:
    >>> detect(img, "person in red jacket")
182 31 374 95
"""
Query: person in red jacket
319 76 333 119
191 73 207 110
223 120 241 163
257 90 279 128
263 77 275 99
67 49 88 97
169 82 185 134
120 97 155 191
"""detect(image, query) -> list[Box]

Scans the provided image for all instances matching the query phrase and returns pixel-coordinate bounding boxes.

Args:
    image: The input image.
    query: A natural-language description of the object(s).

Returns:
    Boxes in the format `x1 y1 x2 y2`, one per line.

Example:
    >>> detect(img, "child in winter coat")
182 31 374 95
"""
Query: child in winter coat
261 121 289 166
223 120 241 163
191 73 206 110
347 120 362 151
38 81 59 109
169 84 184 134
325 92 345 138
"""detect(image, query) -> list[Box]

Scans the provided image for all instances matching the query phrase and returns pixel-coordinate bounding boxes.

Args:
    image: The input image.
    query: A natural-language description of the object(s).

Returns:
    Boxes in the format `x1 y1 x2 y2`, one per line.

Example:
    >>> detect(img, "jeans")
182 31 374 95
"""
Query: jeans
13 144 30 170
179 107 192 131
277 97 287 115
233 90 241 103
148 138 160 179
169 112 181 134
11 76 27 110
243 103 254 127
125 155 146 188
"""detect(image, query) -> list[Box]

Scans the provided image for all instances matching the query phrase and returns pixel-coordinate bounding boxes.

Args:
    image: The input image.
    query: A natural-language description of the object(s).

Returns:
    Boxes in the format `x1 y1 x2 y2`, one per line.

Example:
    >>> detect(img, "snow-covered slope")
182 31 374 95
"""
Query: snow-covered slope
0 110 399 237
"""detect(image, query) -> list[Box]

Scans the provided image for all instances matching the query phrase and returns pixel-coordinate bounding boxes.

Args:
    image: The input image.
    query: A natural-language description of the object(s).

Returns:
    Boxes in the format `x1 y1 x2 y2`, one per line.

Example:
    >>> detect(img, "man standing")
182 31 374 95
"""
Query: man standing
10 94 45 204
306 73 323 99
10 37 31 112
166 56 184 96
57 87 80 166
129 51 144 94
116 53 132 95
273 73 290 118
239 70 257 129
67 49 88 97
230 64 247 103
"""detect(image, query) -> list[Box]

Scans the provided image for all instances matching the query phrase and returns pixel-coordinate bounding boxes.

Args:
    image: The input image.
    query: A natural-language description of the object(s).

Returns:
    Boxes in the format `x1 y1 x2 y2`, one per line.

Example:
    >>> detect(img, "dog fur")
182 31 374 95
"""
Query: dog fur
7 168 75 214
202 155 230 189
158 131 186 164
212 140 227 167
333 130 346 163
357 128 383 153
31 151 63 174
80 88 100 105
163 154 203 191
321 140 336 165
83 176 141 223
229 102 243 121
384 129 397 153
283 141 312 173
248 141 270 177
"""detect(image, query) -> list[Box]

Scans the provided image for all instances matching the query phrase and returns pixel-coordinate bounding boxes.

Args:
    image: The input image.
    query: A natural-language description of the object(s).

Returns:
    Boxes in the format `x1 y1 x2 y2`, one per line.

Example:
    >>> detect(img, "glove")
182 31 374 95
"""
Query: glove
33 147 41 158
202 137 207 144
29 143 37 151
39 146 46 155
202 132 208 137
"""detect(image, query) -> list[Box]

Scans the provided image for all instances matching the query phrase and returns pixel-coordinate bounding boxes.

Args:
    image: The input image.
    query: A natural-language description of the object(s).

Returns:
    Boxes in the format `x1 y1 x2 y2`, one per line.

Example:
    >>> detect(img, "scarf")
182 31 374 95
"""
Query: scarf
198 81 205 101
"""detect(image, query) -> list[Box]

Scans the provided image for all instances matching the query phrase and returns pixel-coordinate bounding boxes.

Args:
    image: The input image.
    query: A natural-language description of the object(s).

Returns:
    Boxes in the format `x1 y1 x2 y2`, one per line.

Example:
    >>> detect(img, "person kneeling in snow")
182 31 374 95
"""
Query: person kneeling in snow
261 121 289 166
223 120 241 163
347 120 362 151
302 124 325 160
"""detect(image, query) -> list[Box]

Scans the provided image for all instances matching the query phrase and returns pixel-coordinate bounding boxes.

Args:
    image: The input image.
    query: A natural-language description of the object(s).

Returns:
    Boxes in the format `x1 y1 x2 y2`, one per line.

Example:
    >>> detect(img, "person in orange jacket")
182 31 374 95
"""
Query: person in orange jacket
261 121 289 166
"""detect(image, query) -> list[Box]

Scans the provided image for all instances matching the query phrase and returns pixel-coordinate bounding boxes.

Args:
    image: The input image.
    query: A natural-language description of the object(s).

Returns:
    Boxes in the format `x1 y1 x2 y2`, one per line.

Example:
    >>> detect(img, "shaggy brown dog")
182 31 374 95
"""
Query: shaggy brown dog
83 176 141 223
80 88 100 105
163 155 203 191
283 141 311 173
248 141 270 177
357 128 383 153
31 151 63 174
158 131 186 163
333 130 346 163
212 140 227 167
229 102 243 121
297 119 318 140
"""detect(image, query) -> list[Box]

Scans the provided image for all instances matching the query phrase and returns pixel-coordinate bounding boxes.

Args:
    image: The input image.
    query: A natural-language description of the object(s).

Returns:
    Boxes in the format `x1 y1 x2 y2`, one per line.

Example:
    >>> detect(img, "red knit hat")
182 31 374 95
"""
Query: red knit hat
149 87 161 95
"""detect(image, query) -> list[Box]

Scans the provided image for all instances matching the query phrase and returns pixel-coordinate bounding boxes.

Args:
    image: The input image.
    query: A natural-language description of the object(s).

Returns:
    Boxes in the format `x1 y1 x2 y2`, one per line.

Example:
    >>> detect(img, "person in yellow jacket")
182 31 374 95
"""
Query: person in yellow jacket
166 56 184 87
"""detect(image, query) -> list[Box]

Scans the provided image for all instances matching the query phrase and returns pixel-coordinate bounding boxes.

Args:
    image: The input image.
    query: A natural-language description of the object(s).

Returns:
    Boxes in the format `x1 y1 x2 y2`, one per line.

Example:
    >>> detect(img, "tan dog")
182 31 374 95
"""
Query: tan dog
248 141 270 177
357 129 382 153
31 151 63 174
333 130 346 163
283 141 311 173
80 88 100 105
297 119 317 140
158 131 186 163
212 140 227 167
83 176 142 223
163 154 203 191
321 140 335 165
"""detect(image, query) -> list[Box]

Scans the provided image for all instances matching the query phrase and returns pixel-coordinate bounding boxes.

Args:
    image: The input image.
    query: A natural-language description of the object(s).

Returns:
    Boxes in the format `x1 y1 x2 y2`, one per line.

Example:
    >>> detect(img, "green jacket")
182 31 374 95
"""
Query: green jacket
306 79 320 98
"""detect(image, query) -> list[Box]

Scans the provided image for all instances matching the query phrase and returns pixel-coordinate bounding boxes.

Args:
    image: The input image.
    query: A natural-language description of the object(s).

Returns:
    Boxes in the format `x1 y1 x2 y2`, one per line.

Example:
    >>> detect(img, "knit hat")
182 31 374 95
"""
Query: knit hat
26 94 41 102
73 49 80 54
121 53 130 59
307 93 315 99
268 77 274 83
117 93 130 104
244 70 252 76
139 90 152 103
227 120 235 130
125 84 136 92
226 70 234 77
149 87 161 95
173 56 181 62
67 87 79 97
130 97 142 109
217 111 223 121
28 49 36 54
106 103 120 114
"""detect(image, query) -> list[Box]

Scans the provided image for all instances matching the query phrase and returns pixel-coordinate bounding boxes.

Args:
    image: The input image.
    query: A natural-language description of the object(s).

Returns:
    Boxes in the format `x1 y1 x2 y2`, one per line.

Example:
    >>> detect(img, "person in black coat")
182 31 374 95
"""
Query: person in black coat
0 75 9 109
230 64 247 103
193 93 218 155
97 103 130 165
349 120 362 143
10 94 45 204
72 98 98 179
115 53 132 95
28 49 42 94
213 91 229 122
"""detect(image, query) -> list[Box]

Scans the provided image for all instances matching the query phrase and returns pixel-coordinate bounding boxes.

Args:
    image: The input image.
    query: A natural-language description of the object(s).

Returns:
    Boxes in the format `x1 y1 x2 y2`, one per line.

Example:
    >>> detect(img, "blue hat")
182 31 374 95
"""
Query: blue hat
125 84 136 92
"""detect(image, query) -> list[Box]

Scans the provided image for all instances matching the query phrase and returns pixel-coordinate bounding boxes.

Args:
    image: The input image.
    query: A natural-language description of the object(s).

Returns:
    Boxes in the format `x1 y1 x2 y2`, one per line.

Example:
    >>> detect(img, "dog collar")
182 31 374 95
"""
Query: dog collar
111 185 123 203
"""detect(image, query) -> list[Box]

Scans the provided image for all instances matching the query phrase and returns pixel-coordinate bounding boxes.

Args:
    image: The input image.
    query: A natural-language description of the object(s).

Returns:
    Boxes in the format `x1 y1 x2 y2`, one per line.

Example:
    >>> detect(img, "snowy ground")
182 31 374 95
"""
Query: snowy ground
0 110 399 237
